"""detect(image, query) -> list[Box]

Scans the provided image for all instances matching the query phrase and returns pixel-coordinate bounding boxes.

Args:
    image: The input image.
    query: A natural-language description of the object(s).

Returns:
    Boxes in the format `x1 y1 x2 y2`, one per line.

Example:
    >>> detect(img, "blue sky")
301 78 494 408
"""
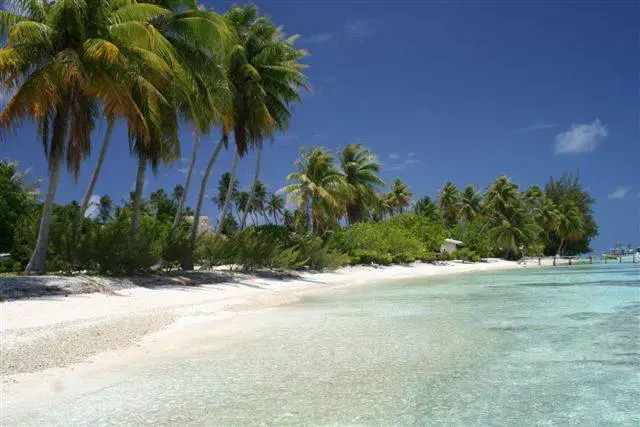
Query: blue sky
1 1 638 251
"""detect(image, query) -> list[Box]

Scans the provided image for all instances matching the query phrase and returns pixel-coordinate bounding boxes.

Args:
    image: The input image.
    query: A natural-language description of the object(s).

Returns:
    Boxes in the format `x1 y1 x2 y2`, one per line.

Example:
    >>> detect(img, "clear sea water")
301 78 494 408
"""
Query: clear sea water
5 264 639 426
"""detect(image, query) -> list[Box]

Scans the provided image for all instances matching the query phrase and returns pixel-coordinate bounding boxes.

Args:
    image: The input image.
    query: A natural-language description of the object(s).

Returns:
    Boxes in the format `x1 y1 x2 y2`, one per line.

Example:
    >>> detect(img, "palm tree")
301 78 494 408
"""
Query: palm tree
222 4 308 235
266 193 285 225
438 182 459 227
239 23 309 230
386 178 412 215
555 200 584 257
98 195 113 224
172 185 185 204
485 175 519 219
339 143 384 224
79 117 114 227
458 185 483 222
284 147 346 235
534 198 560 242
0 0 174 272
489 208 538 258
523 185 544 211
414 196 441 222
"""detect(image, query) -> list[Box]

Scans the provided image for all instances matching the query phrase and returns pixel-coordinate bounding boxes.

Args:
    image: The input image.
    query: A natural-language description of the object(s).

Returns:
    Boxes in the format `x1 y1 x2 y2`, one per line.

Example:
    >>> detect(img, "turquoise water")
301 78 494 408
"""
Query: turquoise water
5 264 640 426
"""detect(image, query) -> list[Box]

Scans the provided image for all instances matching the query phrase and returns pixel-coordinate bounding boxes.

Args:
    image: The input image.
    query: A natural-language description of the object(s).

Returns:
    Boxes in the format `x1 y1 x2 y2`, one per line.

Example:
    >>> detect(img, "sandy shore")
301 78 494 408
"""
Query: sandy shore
1 259 531 412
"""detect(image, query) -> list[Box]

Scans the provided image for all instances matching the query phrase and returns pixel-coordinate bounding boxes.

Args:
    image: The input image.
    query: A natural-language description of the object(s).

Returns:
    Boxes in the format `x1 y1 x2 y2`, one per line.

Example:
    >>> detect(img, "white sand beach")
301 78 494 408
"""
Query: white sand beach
1 260 531 412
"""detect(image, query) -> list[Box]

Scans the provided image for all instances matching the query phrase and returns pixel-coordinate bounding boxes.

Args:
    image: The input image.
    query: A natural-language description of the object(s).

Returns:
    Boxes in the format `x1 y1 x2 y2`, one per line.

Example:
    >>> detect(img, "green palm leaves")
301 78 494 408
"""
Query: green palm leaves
284 147 346 235
340 143 384 224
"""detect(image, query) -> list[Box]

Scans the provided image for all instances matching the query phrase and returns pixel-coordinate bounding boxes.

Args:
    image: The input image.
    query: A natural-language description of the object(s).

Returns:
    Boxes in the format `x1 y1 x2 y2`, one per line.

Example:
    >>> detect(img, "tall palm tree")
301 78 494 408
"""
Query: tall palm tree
339 143 384 224
386 178 412 215
458 185 483 222
172 184 184 204
0 0 174 272
98 195 113 224
266 193 285 225
239 22 309 230
221 4 308 235
284 147 346 235
489 207 538 258
438 182 459 228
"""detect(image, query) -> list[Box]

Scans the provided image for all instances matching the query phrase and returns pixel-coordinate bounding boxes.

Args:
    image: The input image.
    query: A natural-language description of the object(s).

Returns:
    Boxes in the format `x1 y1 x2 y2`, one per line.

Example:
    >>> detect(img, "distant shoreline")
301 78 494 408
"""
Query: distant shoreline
2 259 533 413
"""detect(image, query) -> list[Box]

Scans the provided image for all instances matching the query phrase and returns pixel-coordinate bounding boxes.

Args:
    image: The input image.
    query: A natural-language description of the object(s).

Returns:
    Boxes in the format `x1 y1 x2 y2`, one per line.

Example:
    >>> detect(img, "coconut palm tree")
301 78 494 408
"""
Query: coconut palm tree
98 195 113 224
489 207 538 258
485 175 519 219
339 143 384 224
534 197 560 242
458 185 483 222
386 178 412 215
414 196 441 222
284 147 346 235
555 200 584 256
0 0 176 272
239 25 309 230
438 182 459 228
266 193 285 225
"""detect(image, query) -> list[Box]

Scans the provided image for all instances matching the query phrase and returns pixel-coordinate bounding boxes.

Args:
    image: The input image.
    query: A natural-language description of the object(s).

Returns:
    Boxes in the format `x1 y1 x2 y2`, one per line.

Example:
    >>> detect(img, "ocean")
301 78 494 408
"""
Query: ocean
5 263 639 426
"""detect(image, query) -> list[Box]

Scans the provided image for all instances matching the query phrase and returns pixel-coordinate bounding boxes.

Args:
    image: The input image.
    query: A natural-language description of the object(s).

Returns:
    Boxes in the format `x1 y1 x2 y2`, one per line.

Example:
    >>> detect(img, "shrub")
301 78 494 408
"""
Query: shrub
349 249 392 265
417 252 438 263
392 252 416 264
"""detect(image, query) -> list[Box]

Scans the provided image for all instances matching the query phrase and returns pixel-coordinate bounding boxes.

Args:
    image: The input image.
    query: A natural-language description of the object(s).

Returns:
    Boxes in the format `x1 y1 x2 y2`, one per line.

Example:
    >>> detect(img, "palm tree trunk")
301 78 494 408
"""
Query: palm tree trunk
183 136 225 270
172 131 199 231
78 119 114 229
216 147 239 236
240 141 262 230
25 155 63 273
130 154 147 236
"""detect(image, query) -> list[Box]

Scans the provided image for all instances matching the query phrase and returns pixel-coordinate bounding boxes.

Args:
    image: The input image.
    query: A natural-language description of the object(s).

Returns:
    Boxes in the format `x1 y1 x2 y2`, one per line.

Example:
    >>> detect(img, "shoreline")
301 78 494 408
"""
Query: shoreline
1 259 533 413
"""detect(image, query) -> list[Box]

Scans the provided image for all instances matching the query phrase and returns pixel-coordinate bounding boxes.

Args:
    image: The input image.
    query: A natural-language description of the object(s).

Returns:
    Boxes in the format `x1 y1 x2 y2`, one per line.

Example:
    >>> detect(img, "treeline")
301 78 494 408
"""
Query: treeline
1 145 597 273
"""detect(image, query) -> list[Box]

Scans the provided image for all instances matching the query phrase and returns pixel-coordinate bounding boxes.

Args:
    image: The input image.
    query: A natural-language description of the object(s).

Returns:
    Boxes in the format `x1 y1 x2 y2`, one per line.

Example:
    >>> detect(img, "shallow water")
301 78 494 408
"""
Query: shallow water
5 264 640 426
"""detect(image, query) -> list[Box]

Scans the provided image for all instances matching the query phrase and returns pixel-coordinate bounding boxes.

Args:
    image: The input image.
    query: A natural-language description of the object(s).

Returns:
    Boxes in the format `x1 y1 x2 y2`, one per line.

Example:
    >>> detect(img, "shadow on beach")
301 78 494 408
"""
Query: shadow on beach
0 269 304 301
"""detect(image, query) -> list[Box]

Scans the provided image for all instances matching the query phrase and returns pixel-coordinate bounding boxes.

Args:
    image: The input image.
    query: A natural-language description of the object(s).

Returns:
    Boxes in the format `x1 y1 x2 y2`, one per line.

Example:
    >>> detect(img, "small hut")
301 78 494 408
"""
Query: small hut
440 238 463 253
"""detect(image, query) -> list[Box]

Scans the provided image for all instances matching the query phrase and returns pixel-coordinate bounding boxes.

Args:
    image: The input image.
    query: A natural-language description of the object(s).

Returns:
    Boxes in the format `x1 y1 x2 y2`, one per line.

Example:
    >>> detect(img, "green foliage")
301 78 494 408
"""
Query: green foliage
451 248 480 263
451 221 493 258
330 214 445 266
0 161 39 253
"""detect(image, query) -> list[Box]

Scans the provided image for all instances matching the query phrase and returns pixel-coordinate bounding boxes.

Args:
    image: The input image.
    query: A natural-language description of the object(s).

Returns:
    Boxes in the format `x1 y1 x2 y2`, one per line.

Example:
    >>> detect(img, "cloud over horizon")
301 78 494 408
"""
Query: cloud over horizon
608 187 630 199
554 119 608 154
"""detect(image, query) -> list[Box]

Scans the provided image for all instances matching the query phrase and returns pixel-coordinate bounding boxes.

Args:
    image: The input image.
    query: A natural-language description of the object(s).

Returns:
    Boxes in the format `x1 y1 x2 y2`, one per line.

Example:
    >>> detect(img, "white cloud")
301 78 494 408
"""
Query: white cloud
84 195 101 218
512 120 559 133
554 119 608 154
177 167 190 175
304 32 333 43
312 133 328 139
388 158 419 171
388 153 400 160
323 76 337 84
344 19 377 39
608 187 630 199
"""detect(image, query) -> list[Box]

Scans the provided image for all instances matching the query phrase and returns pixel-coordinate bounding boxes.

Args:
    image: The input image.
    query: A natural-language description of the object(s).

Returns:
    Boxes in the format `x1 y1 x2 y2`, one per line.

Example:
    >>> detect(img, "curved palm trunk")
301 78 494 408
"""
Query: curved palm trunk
240 141 262 230
172 131 199 231
216 147 240 236
25 155 62 273
182 137 225 270
78 119 114 230
130 155 147 236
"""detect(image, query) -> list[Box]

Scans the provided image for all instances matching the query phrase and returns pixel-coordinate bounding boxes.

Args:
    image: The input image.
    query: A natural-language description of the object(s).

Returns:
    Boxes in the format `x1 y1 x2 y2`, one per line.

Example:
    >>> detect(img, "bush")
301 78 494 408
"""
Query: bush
392 252 416 264
451 221 493 258
350 249 392 265
451 248 480 263
329 214 443 264
438 251 452 261
417 251 438 263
